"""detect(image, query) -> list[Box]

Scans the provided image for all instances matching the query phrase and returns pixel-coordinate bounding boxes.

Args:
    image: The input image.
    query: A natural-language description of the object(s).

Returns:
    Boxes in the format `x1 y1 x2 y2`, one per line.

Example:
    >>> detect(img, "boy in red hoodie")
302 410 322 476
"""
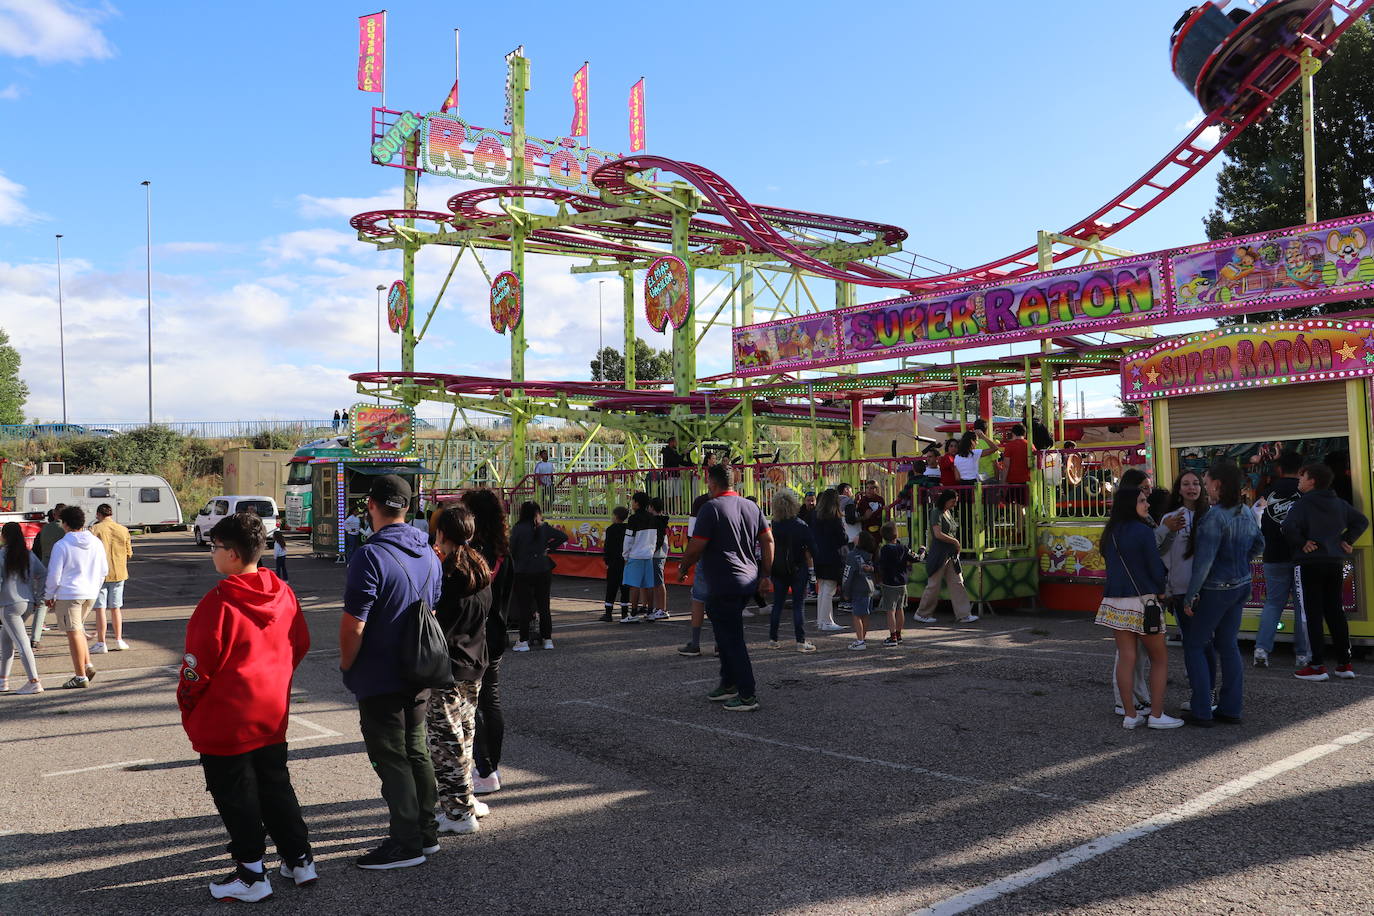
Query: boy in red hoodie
178 512 313 903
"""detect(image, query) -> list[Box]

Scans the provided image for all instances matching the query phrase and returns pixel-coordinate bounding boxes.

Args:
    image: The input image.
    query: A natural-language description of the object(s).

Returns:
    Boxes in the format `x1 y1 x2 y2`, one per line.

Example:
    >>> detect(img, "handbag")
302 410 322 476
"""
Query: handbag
377 543 455 690
1113 533 1163 635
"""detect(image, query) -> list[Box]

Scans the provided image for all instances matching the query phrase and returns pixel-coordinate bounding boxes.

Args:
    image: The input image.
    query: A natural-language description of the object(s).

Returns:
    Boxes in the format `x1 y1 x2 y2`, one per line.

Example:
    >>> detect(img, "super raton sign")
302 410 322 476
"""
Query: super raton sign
351 404 415 455
733 213 1374 376
1121 318 1374 401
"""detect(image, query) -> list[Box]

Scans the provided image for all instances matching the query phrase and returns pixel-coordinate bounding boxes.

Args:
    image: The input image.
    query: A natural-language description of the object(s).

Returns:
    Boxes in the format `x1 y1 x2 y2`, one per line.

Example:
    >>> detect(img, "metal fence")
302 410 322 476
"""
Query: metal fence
1037 445 1150 519
0 417 506 441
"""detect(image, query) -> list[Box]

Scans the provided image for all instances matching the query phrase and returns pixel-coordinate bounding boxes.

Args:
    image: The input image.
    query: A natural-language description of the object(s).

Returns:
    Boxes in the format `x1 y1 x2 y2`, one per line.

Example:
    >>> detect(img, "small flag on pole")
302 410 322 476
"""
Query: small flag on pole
570 63 589 137
357 11 385 93
628 77 646 152
441 29 459 113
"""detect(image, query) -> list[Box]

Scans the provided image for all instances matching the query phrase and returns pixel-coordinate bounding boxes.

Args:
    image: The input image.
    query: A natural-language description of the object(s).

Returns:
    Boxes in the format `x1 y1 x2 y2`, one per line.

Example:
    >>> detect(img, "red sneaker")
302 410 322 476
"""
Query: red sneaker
1333 664 1357 679
1295 665 1329 681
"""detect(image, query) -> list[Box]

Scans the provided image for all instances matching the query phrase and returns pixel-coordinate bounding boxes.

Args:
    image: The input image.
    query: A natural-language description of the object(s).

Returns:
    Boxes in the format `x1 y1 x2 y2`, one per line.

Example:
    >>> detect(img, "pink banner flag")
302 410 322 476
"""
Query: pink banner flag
628 78 645 152
357 12 385 93
441 79 459 113
570 63 589 137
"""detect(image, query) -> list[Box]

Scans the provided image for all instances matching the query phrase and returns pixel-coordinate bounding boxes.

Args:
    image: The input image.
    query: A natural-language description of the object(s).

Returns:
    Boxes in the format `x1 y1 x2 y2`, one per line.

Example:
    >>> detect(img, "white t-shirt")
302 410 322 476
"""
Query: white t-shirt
952 449 984 481
534 460 555 484
343 515 361 536
274 541 287 558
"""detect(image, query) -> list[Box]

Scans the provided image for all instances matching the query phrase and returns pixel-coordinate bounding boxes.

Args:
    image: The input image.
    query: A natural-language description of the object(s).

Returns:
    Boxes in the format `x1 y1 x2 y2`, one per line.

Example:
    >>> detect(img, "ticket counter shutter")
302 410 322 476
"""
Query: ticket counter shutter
1167 382 1350 446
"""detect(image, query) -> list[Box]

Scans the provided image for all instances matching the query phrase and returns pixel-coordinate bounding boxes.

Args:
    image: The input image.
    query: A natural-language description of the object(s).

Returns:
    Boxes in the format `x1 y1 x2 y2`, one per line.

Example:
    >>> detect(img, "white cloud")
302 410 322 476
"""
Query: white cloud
297 190 399 220
0 0 115 64
1178 112 1205 132
0 83 22 100
0 170 38 225
265 229 357 262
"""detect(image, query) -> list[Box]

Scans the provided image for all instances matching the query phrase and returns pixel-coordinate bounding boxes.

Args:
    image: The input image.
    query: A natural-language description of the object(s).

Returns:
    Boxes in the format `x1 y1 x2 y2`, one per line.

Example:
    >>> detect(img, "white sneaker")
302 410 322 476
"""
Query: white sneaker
472 770 501 794
912 615 937 624
767 640 780 649
741 608 756 618
512 641 530 652
89 642 108 654
1122 715 1146 730
848 639 867 650
1114 705 1151 717
279 855 317 887
957 615 980 623
1253 646 1269 667
819 623 846 632
16 680 43 695
797 641 817 653
113 639 130 651
472 799 489 817
436 812 480 835
647 609 670 621
1148 713 1185 729
209 864 272 902
542 639 554 650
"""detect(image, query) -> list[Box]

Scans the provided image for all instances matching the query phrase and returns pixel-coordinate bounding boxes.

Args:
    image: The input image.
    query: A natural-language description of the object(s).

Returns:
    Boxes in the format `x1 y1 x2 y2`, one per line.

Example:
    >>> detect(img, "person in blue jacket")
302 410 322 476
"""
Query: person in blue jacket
1096 485 1183 730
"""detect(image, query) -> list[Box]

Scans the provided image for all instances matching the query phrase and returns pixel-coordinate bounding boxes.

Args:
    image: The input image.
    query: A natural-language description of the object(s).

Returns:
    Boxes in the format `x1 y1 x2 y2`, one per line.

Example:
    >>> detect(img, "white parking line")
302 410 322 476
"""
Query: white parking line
42 759 155 777
910 726 1374 916
288 715 342 741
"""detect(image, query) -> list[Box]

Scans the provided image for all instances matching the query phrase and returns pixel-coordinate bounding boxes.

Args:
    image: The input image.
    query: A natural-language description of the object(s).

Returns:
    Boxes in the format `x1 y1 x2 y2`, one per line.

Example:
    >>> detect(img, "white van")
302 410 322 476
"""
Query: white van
21 473 184 531
192 495 280 547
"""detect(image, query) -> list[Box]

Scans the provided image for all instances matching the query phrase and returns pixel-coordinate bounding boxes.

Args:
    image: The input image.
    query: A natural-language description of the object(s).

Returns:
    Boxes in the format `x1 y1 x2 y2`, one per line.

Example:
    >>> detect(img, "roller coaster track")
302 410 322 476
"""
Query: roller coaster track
591 0 1373 292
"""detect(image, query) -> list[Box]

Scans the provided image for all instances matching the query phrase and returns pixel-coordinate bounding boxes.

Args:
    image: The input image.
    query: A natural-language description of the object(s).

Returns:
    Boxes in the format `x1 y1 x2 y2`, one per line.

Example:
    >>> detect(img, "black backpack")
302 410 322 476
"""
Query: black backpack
376 543 454 691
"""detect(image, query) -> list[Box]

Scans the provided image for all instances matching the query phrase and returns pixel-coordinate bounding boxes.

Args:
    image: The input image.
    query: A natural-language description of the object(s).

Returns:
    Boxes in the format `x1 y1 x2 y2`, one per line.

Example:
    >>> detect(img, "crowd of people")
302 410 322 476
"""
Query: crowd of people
1097 453 1367 732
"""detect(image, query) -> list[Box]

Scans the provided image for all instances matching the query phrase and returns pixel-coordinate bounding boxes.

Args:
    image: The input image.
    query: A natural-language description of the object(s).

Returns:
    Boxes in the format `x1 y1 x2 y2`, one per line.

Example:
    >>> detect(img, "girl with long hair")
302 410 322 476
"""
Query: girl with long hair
811 489 849 633
426 504 494 835
1181 460 1265 725
462 488 512 795
1097 486 1183 729
0 522 46 694
508 501 568 651
914 489 974 623
1158 470 1214 693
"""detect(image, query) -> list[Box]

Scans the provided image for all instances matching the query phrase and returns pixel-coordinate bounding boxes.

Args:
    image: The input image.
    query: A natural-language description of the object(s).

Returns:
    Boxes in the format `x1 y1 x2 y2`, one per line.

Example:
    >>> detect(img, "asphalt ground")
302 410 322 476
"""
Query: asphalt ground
2 532 1372 915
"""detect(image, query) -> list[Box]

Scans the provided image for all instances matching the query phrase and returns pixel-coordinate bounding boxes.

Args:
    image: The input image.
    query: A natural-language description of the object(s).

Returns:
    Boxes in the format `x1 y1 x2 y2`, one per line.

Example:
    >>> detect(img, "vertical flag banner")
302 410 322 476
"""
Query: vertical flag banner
570 63 589 137
357 12 385 93
441 29 459 113
628 78 646 152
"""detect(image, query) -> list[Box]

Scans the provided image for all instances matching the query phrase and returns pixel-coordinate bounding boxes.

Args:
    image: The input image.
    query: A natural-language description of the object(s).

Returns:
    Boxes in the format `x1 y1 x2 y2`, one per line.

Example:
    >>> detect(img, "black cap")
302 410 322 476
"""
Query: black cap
368 474 412 510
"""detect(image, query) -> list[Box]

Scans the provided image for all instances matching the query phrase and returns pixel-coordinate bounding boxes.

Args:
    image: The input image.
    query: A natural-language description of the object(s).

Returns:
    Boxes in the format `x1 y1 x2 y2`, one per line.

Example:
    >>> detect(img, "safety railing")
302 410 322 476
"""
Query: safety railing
1037 445 1149 519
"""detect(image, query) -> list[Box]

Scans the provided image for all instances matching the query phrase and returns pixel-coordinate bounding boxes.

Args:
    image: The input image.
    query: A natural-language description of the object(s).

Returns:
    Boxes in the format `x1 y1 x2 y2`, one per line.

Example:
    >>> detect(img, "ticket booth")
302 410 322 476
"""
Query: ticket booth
309 457 431 558
1122 318 1374 646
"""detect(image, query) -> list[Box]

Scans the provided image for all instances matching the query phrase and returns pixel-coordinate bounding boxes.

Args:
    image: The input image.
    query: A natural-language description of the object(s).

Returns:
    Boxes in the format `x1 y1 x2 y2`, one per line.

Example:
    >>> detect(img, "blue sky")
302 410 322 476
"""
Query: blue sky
0 1 1262 422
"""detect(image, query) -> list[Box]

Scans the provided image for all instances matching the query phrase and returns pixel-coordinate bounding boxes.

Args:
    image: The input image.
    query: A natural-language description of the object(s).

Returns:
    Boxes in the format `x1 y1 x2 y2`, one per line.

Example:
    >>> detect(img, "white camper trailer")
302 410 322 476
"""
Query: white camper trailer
20 472 184 531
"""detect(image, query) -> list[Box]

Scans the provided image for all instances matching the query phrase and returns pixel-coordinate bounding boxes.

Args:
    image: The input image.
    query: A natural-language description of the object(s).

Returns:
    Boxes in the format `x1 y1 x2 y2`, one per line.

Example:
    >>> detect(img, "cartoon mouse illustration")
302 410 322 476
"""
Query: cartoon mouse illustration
1327 228 1368 282
1178 275 1213 306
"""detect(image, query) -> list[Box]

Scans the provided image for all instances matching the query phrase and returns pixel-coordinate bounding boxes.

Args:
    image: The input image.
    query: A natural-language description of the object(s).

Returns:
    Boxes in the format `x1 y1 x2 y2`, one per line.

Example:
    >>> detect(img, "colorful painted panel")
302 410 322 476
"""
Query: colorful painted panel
547 516 689 555
418 113 630 194
490 271 521 333
1122 319 1374 401
386 280 409 332
1037 523 1106 580
644 255 689 331
732 313 840 373
351 405 415 456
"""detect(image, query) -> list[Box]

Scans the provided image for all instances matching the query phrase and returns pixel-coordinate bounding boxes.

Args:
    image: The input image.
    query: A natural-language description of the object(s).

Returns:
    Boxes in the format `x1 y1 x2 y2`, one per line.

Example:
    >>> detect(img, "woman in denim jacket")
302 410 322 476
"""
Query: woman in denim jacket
1182 460 1264 726
1096 486 1183 729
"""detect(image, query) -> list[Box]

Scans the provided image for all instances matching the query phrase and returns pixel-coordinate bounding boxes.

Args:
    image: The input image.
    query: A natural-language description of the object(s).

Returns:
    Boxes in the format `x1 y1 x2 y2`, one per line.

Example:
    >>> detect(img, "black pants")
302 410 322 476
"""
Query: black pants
1298 563 1351 666
200 742 310 864
604 561 629 608
473 656 504 777
357 690 438 854
514 571 553 641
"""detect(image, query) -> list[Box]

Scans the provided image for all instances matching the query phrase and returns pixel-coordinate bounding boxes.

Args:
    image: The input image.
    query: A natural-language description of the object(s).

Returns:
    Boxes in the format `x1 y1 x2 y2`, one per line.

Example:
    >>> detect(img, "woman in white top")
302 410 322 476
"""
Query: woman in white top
1156 470 1216 693
952 430 997 484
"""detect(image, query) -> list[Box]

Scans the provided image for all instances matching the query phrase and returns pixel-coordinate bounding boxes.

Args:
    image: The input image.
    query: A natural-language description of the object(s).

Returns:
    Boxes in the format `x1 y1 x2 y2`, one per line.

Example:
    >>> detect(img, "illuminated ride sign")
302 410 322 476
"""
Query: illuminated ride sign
386 280 409 332
1121 318 1374 401
351 404 416 456
644 255 689 332
372 111 421 165
371 109 633 196
490 270 522 333
733 213 1374 376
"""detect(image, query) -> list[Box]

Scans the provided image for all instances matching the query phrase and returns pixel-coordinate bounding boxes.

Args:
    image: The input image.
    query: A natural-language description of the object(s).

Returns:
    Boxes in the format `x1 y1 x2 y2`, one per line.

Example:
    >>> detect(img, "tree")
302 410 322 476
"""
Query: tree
590 338 674 382
1204 15 1374 323
920 384 1014 418
0 328 28 425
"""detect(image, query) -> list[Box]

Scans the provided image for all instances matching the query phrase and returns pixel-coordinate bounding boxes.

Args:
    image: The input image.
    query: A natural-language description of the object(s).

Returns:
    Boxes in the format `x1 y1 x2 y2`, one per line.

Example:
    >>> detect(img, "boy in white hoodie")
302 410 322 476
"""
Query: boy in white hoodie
45 505 109 688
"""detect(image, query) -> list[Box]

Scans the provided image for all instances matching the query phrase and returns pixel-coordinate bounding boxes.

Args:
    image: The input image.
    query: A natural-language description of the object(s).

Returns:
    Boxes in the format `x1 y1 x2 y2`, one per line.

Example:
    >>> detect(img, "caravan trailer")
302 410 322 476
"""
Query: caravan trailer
20 473 184 531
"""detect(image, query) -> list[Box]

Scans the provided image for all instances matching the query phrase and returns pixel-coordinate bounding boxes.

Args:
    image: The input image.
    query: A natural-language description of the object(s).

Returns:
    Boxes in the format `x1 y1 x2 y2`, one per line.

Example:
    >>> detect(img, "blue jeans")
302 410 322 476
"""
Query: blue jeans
1256 562 1309 657
706 593 755 698
769 567 809 643
1185 584 1248 719
1171 594 1215 697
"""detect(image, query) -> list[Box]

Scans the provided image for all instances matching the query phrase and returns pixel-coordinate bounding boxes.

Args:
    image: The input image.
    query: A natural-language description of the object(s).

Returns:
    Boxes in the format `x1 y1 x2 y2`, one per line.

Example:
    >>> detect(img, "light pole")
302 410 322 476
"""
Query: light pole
55 234 67 424
375 284 385 403
140 180 152 424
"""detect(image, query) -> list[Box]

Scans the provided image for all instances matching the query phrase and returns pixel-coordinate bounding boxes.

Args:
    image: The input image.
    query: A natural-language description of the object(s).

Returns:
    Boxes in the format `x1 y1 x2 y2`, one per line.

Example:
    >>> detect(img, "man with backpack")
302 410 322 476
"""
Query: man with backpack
339 475 444 870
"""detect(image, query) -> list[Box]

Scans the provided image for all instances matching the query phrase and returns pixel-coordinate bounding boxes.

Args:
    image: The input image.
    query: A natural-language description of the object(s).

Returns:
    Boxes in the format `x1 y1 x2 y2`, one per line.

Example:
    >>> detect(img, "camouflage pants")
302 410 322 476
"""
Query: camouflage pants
425 680 481 819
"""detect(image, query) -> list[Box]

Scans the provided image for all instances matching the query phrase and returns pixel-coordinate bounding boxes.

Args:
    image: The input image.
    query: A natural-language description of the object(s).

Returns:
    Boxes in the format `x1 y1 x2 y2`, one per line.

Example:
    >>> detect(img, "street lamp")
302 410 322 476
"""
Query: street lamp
375 284 385 403
140 180 152 424
55 234 67 424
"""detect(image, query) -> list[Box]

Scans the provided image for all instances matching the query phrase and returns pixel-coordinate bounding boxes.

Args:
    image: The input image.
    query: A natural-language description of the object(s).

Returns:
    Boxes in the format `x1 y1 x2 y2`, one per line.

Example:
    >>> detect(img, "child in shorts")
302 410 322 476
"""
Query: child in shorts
844 531 877 650
877 523 920 646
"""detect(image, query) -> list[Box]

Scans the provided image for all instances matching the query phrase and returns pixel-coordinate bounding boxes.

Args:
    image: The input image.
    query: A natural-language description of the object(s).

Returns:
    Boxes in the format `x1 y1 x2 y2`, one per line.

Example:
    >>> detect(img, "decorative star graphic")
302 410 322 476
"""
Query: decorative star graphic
1337 341 1359 362
1365 351 1374 366
1146 368 1160 385
1130 364 1142 379
1131 380 1142 391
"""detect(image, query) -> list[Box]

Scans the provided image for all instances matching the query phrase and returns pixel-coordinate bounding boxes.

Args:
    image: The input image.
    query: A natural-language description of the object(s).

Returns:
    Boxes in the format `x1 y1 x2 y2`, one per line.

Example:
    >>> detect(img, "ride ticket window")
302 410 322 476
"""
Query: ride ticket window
1175 437 1353 504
